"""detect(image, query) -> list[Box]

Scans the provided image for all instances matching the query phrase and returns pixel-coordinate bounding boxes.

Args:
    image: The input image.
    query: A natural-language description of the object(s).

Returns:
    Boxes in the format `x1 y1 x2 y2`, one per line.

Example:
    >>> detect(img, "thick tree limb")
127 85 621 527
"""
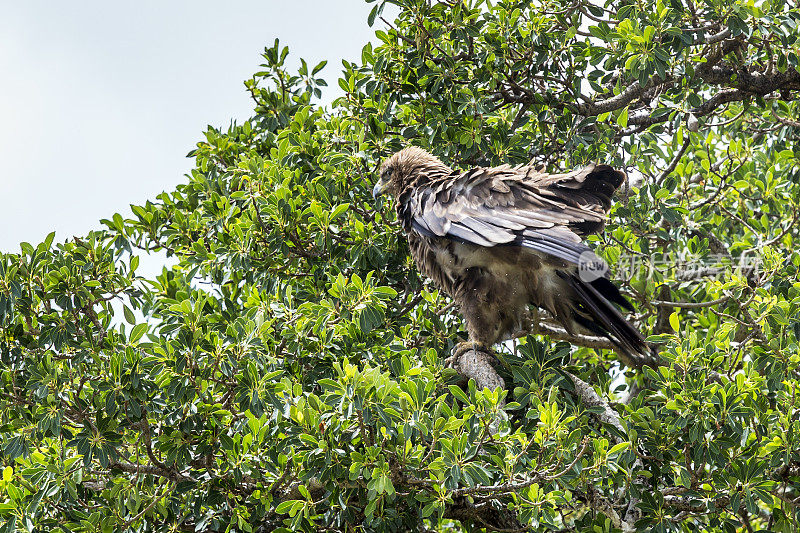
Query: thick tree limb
453 347 505 392
705 27 732 45
109 461 191 482
564 34 798 135
444 501 525 532
523 319 659 370
700 65 800 95
520 314 724 385
692 88 746 117
523 320 615 351
566 372 626 435
575 80 651 116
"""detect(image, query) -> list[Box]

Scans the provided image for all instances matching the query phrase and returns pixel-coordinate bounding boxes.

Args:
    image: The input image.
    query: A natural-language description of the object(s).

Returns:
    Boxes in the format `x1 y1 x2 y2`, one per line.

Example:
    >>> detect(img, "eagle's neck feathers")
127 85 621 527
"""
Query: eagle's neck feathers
389 150 452 233
389 147 452 193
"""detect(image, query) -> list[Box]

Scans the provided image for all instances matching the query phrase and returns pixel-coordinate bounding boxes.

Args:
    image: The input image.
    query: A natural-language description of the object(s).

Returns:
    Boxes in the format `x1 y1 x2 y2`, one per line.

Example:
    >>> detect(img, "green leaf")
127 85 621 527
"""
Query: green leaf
276 499 303 516
608 442 631 455
129 323 147 343
312 60 327 75
617 107 629 128
123 305 136 325
669 312 680 332
448 385 471 405
330 203 350 222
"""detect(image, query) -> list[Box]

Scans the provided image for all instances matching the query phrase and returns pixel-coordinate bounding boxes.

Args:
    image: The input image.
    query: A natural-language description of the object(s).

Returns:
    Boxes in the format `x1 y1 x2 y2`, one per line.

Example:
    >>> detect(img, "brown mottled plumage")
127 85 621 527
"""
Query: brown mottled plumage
373 146 649 365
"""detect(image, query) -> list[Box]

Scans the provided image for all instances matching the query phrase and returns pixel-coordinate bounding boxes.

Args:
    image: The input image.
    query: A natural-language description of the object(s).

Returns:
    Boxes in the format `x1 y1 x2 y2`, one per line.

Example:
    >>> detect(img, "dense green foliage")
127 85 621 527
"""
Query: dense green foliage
2 0 800 531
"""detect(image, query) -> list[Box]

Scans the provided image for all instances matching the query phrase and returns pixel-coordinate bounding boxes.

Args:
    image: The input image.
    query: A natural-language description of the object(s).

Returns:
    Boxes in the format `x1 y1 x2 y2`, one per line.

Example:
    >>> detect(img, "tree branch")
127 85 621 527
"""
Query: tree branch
452 348 505 392
566 372 625 435
575 80 648 116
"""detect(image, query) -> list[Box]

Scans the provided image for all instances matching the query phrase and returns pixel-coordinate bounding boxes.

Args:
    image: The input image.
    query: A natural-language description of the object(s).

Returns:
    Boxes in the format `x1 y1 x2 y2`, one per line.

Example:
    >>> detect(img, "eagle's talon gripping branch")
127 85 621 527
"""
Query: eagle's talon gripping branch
449 340 494 366
449 341 494 364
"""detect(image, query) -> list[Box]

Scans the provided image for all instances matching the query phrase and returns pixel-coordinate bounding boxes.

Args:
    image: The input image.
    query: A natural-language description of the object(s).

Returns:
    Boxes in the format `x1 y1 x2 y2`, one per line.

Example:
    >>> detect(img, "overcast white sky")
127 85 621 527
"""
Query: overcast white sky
0 1 391 253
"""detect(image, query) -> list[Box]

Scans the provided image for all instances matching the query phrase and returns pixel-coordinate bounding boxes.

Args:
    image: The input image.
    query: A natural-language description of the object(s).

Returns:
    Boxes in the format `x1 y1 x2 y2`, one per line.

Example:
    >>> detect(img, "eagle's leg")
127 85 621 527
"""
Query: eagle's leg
445 292 508 368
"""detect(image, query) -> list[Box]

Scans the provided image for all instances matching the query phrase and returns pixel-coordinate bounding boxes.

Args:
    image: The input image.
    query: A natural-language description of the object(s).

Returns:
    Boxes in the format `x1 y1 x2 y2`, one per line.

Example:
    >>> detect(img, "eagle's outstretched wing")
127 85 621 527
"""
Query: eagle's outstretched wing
404 163 625 267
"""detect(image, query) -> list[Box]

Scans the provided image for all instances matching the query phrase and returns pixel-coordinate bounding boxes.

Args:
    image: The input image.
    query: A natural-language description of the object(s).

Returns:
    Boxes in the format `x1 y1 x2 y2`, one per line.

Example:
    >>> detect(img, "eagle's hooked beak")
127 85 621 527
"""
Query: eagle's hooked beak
372 179 386 199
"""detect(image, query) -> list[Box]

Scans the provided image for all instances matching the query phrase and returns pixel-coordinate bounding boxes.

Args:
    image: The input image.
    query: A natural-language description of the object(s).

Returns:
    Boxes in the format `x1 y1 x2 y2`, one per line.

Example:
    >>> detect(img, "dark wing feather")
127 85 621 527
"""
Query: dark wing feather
407 163 625 266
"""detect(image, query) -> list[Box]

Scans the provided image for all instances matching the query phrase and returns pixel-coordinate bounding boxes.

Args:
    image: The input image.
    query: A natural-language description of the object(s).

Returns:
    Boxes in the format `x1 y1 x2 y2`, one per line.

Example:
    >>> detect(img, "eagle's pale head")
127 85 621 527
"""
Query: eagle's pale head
373 147 451 199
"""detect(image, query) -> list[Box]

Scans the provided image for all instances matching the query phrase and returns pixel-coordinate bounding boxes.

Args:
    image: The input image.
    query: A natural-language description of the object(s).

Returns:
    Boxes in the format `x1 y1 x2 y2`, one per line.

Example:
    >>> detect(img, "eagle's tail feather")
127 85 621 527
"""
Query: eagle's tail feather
557 271 652 367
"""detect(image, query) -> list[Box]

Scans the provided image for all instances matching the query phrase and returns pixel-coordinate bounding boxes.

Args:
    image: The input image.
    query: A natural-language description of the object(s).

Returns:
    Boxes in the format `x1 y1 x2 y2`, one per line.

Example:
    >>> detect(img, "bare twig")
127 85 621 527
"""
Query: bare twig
651 296 730 309
656 135 692 186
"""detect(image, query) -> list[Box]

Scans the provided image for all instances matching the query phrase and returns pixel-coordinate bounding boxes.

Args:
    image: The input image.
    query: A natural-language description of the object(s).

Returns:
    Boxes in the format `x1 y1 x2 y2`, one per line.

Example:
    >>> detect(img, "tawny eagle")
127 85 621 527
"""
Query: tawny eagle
373 147 650 365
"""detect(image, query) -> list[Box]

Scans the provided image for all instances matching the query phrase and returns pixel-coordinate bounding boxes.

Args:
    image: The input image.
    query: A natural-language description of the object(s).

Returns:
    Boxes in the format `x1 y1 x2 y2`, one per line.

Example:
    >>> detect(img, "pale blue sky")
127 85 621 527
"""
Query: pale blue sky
0 1 392 252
